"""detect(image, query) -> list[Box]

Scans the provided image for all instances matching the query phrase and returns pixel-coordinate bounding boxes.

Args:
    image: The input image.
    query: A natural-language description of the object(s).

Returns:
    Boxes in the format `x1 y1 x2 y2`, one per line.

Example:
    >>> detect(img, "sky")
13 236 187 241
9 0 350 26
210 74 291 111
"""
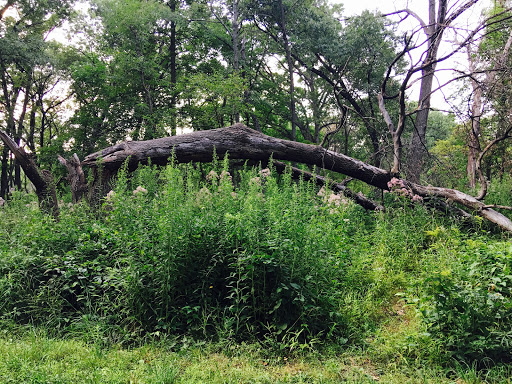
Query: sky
337 0 492 111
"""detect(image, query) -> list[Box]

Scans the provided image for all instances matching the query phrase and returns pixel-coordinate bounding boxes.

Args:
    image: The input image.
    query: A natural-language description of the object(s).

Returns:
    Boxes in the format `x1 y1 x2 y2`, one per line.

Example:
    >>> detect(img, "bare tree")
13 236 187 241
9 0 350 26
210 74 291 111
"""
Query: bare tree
381 0 482 182
463 6 512 195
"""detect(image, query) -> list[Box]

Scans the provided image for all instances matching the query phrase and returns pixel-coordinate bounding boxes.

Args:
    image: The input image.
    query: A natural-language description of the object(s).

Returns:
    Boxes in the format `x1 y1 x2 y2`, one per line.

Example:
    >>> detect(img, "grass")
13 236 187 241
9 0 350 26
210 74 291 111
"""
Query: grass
1 160 512 382
3 331 512 383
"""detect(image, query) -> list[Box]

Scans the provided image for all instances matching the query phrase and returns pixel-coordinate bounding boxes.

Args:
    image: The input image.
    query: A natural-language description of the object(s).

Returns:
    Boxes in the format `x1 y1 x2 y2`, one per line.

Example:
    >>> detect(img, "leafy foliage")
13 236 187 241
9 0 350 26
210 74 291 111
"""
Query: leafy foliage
0 162 370 347
417 239 512 364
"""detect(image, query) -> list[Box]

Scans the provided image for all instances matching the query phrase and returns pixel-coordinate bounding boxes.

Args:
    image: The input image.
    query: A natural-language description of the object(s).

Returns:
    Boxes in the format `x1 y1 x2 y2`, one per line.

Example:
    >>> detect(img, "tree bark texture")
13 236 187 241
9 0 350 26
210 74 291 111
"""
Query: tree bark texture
406 0 446 183
58 154 88 203
83 123 391 189
82 123 512 233
466 44 483 189
0 129 59 218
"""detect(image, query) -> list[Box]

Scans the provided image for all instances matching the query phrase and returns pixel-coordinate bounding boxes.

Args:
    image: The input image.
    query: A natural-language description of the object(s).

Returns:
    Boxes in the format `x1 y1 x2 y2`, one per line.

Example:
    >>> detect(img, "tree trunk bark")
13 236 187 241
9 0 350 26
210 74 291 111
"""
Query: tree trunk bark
467 86 482 190
0 148 8 198
14 74 33 190
169 0 178 136
407 66 435 183
406 0 448 183
0 129 59 218
231 0 241 123
83 123 391 189
58 154 88 203
278 0 297 141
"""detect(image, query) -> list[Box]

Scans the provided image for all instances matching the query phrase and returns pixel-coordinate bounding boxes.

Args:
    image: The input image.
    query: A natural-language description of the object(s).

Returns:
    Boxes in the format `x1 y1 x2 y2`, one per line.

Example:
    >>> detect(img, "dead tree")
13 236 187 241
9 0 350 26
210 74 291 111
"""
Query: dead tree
57 153 88 203
0 129 59 218
81 123 512 233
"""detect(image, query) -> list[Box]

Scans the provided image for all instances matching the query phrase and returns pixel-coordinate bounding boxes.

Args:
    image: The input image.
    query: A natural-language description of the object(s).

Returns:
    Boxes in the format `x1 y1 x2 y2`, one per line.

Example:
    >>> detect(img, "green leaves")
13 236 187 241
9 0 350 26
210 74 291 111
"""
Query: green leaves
418 240 512 364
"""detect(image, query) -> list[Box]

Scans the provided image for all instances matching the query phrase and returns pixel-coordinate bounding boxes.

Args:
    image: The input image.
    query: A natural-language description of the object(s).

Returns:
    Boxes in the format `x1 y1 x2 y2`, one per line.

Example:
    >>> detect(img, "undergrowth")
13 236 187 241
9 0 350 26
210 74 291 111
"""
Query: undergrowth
1 160 511 376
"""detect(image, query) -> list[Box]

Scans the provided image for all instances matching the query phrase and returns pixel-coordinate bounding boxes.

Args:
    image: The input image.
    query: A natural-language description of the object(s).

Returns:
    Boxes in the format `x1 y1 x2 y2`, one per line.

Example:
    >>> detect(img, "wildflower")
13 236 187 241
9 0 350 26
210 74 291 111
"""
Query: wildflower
317 186 327 197
133 186 148 195
196 187 212 206
411 194 423 203
198 186 212 196
206 170 218 181
259 168 271 178
220 170 232 182
106 190 116 200
249 176 261 185
231 192 237 199
387 177 406 190
0 197 5 207
327 193 342 206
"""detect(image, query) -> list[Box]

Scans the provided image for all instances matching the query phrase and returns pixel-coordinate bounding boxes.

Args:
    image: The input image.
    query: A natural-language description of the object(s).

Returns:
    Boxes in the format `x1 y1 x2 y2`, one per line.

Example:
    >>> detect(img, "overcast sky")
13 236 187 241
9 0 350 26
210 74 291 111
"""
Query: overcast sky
336 0 492 112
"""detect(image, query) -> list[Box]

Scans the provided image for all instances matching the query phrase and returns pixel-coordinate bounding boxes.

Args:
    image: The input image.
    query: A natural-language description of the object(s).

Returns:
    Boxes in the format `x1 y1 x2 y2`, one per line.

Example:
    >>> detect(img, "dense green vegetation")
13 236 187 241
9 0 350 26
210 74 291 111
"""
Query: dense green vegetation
1 162 511 382
2 0 512 382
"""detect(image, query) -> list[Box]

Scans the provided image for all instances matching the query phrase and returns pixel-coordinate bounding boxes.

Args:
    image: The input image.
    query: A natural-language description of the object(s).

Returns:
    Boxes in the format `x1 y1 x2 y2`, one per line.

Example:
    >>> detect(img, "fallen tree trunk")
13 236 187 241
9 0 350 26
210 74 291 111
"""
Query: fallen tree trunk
0 129 59 218
81 123 512 233
408 182 512 233
271 160 384 211
83 123 391 190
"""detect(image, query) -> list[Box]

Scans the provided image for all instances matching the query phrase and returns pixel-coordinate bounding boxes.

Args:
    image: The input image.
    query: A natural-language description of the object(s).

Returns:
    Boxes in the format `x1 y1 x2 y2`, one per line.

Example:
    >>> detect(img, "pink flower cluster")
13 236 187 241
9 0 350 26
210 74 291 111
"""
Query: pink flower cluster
220 170 232 182
386 177 423 203
133 186 148 195
259 168 271 178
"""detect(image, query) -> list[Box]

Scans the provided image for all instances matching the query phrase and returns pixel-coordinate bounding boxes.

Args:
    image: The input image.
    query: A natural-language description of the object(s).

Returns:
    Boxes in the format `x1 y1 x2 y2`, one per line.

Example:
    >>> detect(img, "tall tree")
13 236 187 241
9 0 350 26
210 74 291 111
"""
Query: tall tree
245 0 310 140
403 0 480 182
468 3 512 197
0 0 73 197
379 0 483 181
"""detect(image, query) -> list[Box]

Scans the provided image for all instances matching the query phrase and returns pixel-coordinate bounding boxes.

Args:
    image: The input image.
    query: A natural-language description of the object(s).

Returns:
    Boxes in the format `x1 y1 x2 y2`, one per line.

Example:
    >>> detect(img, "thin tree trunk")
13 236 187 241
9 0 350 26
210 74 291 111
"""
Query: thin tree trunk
58 154 88 203
467 71 482 189
0 148 8 198
15 74 33 190
169 0 178 136
406 0 447 183
279 0 297 141
407 66 435 182
231 0 241 123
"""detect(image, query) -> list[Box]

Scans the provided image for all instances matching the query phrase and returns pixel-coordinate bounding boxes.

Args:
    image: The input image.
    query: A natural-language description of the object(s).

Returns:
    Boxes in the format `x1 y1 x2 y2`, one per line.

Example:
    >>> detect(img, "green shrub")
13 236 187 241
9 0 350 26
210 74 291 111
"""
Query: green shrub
417 239 512 364
0 160 372 347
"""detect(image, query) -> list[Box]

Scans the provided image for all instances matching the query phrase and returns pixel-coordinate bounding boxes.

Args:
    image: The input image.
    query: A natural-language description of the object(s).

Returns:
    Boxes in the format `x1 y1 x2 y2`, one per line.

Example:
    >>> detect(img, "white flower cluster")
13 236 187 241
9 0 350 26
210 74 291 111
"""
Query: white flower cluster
206 170 218 181
317 186 349 213
220 170 232 182
259 168 271 178
106 190 116 201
